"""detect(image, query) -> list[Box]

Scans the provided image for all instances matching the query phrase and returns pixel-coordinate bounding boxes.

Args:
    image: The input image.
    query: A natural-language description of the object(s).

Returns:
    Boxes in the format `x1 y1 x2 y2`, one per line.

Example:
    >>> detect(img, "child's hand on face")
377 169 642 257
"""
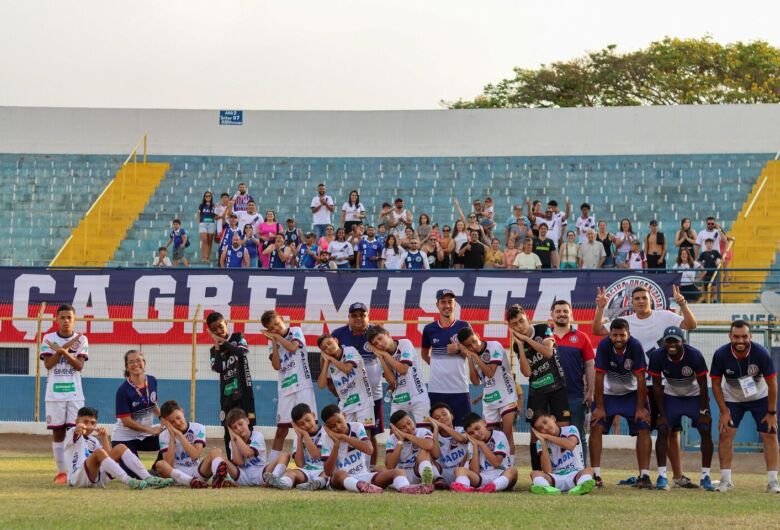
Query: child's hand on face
74 423 85 437
96 426 107 437
292 424 306 438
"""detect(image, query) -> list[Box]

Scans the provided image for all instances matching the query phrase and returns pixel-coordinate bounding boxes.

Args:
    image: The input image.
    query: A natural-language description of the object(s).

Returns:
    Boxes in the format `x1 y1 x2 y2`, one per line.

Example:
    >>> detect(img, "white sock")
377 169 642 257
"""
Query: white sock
171 469 193 486
721 469 732 483
269 450 281 463
120 451 151 479
533 476 551 487
640 468 649 478
701 467 710 479
211 457 224 476
657 466 667 478
454 475 471 487
768 470 778 482
418 460 433 476
492 475 510 491
593 467 601 477
280 476 294 489
392 475 410 490
273 463 287 476
343 477 360 492
577 474 592 485
100 458 130 484
431 466 442 479
52 442 66 473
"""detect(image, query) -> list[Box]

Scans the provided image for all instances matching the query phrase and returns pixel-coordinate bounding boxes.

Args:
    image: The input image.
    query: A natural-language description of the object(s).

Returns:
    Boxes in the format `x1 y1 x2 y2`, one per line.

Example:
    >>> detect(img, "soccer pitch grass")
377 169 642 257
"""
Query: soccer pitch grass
2 449 778 529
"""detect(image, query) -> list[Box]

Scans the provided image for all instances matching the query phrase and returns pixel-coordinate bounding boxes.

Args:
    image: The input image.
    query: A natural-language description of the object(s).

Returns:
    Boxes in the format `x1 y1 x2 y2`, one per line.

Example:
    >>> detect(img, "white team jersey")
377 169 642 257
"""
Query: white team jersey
575 215 596 244
230 430 267 471
159 422 207 468
390 339 429 406
473 341 517 409
535 425 585 475
385 427 433 469
291 427 325 471
64 427 101 477
319 422 370 476
538 216 562 243
469 430 511 472
327 346 374 414
237 211 262 234
327 240 354 265
40 331 89 402
276 327 314 396
436 428 468 470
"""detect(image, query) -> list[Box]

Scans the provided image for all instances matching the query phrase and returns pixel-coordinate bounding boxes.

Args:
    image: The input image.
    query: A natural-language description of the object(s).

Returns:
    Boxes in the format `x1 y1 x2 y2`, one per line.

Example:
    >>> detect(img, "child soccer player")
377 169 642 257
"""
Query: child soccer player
261 310 318 464
530 411 595 495
451 412 518 493
222 408 290 487
320 404 431 494
40 303 89 484
457 326 518 462
207 311 256 459
154 400 231 488
385 410 436 487
427 402 469 489
64 406 171 489
366 326 430 425
265 403 328 491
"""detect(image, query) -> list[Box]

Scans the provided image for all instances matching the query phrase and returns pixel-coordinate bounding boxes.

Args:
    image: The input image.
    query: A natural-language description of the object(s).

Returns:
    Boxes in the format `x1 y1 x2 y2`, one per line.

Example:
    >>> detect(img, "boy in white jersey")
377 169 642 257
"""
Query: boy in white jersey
385 410 436 487
64 407 171 489
40 304 89 484
222 408 290 487
320 404 432 494
266 403 329 491
261 310 318 463
530 412 596 495
427 402 469 489
457 327 518 462
366 326 430 425
451 412 518 493
317 334 375 429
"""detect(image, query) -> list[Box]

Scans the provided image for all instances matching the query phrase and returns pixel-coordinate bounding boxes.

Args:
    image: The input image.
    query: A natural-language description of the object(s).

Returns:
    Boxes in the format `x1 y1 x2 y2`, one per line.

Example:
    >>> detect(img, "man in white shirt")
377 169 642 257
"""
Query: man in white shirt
695 217 727 257
310 183 335 239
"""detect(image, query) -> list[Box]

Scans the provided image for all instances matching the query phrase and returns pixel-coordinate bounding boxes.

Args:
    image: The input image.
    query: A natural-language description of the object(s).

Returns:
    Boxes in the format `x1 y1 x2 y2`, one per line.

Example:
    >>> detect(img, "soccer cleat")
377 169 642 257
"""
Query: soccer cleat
399 484 434 494
421 466 434 486
433 478 449 490
54 472 67 485
144 476 174 489
766 480 780 493
190 477 209 489
673 475 699 489
211 461 229 489
356 480 383 494
263 472 291 490
531 484 561 495
450 482 476 493
618 476 638 486
127 478 147 490
700 476 715 492
655 476 670 491
568 479 596 496
296 478 325 491
476 482 496 493
715 480 733 493
594 475 604 488
635 475 653 489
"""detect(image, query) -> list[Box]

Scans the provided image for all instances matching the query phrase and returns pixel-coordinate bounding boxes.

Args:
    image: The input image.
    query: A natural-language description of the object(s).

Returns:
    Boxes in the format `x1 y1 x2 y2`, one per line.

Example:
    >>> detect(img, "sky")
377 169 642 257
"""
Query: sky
0 0 779 110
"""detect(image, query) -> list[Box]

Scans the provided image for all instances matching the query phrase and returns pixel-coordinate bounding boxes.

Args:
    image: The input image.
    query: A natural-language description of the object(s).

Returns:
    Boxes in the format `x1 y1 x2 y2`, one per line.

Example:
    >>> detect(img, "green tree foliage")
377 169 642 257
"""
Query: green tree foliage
446 37 780 108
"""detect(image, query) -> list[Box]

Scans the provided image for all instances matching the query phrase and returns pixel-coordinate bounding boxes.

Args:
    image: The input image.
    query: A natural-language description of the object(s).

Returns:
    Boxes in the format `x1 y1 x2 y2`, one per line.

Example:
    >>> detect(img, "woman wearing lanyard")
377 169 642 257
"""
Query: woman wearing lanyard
112 350 162 456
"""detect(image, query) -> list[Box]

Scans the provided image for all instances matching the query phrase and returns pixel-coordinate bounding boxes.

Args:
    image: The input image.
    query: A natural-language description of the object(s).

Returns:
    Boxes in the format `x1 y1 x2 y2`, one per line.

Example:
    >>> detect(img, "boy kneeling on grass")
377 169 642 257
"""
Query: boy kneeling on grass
65 406 172 489
451 412 518 493
384 410 435 489
530 411 596 495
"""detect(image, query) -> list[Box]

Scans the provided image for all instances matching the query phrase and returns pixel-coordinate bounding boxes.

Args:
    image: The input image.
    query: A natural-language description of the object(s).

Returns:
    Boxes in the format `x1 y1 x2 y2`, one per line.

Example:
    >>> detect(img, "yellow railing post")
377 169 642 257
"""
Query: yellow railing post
190 305 202 422
34 303 47 422
143 134 147 164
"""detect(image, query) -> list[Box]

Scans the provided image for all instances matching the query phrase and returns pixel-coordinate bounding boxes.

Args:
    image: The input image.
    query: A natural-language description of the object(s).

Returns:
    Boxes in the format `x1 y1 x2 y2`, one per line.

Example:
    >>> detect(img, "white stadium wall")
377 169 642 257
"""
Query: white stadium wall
1 104 780 156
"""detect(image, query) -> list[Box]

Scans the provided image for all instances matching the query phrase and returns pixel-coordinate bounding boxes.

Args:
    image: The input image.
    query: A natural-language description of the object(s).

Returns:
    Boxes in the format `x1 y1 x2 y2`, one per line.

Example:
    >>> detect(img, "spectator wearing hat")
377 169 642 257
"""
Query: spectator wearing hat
645 220 667 270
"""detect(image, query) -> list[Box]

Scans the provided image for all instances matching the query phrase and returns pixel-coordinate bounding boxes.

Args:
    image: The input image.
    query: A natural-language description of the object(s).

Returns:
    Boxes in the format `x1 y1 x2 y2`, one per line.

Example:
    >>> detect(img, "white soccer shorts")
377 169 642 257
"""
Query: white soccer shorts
46 400 84 429
276 387 318 426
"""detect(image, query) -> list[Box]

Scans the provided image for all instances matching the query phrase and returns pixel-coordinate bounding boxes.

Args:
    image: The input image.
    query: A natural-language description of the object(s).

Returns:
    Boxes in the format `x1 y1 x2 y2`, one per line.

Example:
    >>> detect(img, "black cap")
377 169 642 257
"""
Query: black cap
348 302 368 314
661 326 684 342
649 219 658 226
436 289 456 300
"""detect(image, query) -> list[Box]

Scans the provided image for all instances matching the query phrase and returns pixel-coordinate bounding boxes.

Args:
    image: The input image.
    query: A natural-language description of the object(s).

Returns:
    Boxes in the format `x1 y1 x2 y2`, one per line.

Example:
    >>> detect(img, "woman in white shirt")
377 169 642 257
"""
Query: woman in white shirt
673 248 703 302
327 227 354 269
340 190 366 234
615 218 636 268
451 219 469 269
381 234 407 269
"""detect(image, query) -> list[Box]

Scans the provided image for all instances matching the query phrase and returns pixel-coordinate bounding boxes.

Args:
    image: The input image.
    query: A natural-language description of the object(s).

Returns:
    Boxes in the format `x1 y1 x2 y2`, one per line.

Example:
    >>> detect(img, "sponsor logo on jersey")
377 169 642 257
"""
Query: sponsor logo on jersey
602 275 667 319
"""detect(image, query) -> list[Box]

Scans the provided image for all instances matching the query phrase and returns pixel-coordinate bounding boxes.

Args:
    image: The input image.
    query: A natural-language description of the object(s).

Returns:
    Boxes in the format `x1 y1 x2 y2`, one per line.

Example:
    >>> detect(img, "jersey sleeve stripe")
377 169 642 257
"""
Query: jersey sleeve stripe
647 370 661 377
765 373 777 379
695 370 708 377
595 367 606 373
633 367 646 374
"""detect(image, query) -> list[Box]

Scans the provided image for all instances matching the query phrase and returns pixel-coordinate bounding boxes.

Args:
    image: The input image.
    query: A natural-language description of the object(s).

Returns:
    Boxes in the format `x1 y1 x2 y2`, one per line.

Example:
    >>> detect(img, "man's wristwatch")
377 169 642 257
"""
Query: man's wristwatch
768 410 777 415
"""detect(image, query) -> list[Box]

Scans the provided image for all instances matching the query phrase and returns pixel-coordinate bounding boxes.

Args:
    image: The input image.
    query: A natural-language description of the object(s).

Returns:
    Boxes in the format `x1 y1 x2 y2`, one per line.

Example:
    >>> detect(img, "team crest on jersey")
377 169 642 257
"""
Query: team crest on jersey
150 391 157 403
603 276 667 319
86 438 99 452
185 432 194 443
748 364 760 377
525 408 534 420
681 366 693 377
623 358 633 371
363 342 373 353
220 410 226 422
569 335 578 343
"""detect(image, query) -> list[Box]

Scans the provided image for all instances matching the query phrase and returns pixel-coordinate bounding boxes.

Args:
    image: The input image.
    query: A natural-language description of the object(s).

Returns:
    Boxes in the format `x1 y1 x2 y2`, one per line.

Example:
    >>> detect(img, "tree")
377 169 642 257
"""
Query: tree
445 37 780 108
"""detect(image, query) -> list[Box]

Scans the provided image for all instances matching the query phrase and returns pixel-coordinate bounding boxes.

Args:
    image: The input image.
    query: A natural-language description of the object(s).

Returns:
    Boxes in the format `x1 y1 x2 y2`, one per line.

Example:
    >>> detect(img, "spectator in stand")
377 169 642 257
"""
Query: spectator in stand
533 223 558 269
231 182 254 213
484 197 495 216
317 224 336 252
381 234 406 270
404 238 429 270
596 220 616 268
527 199 543 235
695 217 728 258
197 191 216 263
481 210 497 241
438 225 455 268
243 224 261 268
314 250 337 270
400 227 417 250
430 223 441 240
218 213 242 257
558 230 578 269
674 248 703 302
575 203 596 245
357 225 383 269
264 233 292 269
506 204 532 248
152 247 171 268
348 223 366 264
484 238 506 269
310 183 335 238
615 218 636 268
376 202 393 234
258 211 283 269
221 233 249 268
422 234 445 269
459 229 487 269
578 229 606 269
514 238 542 270
451 219 469 269
214 192 230 247
389 198 413 241
627 240 647 270
284 218 303 249
698 238 723 302
340 190 366 233
328 227 354 269
229 200 262 238
454 198 487 244
675 217 697 259
645 220 667 270
471 199 486 223
165 219 189 267
296 232 319 269
539 198 570 246
503 237 520 269
417 213 433 241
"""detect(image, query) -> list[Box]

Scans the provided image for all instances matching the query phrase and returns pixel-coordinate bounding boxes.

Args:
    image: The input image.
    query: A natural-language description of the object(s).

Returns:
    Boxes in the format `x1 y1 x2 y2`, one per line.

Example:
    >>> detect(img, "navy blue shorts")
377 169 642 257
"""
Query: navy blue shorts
664 395 709 430
428 392 472 427
372 398 384 435
726 397 773 433
593 392 650 436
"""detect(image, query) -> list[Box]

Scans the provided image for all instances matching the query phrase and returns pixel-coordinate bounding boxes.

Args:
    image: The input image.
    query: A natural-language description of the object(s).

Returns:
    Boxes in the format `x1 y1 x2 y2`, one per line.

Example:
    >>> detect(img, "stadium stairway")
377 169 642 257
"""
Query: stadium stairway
50 162 169 266
724 160 780 302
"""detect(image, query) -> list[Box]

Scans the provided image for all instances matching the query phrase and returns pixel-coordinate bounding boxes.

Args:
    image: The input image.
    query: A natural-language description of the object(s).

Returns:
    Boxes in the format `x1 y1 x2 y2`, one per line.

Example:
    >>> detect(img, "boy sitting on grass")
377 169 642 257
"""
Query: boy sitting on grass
265 403 328 491
427 402 469 489
384 410 435 488
530 411 596 495
451 412 518 493
221 408 290 487
65 406 171 489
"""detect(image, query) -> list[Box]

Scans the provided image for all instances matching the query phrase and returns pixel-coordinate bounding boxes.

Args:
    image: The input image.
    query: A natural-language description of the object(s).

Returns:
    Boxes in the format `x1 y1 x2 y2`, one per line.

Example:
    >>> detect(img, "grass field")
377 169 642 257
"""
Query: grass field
2 441 779 529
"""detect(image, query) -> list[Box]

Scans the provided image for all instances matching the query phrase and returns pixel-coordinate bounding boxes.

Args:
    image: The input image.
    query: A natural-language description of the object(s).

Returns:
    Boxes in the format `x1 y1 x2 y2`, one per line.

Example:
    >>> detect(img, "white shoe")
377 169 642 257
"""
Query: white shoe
716 480 733 493
767 480 780 493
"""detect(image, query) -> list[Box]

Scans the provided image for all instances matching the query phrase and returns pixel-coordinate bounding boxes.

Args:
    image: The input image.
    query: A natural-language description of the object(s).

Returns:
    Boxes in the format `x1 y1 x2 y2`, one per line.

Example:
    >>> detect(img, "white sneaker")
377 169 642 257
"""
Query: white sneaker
716 480 733 493
767 480 780 493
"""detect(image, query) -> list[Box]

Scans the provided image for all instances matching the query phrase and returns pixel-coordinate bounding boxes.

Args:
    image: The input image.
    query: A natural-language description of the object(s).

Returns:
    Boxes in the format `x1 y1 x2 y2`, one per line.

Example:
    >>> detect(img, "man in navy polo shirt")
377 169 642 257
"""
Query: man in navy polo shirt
331 302 383 465
421 289 471 426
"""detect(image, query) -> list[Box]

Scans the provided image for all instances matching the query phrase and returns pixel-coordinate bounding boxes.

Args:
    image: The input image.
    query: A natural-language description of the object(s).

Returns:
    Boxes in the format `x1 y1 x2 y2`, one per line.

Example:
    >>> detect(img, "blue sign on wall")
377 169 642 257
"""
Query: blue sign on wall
219 110 243 125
